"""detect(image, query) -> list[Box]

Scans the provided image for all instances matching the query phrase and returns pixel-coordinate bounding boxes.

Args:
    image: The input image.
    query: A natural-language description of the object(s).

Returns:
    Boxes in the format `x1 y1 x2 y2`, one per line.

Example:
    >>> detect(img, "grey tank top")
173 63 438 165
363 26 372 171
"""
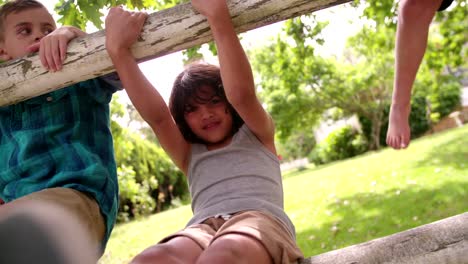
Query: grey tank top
186 124 296 238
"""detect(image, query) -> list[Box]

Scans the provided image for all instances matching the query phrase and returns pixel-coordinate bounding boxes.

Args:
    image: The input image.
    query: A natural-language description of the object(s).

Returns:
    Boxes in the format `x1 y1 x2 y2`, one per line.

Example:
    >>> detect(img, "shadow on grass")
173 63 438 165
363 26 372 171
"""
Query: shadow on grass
296 181 468 257
415 130 468 170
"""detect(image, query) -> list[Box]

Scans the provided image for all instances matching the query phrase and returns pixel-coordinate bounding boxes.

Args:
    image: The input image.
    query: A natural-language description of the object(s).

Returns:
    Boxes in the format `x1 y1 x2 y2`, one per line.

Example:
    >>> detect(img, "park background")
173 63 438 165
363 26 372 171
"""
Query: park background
2 0 466 262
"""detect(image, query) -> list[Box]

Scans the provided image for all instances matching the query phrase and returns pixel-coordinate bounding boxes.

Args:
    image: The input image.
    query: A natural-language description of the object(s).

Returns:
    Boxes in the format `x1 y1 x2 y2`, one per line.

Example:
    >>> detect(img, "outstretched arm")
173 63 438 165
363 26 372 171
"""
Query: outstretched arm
105 7 190 173
191 0 276 153
386 0 443 149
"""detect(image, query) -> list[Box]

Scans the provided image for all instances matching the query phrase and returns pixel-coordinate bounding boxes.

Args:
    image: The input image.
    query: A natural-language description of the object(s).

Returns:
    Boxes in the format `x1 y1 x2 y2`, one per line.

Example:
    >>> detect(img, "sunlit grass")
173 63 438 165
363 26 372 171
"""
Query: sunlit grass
100 125 468 263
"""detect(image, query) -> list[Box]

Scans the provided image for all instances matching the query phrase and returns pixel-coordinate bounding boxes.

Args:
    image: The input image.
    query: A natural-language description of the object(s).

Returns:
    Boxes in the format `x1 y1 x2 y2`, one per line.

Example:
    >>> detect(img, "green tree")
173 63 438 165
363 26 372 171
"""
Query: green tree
276 129 316 161
356 0 467 74
435 0 468 71
51 0 209 61
0 0 184 26
126 103 159 143
252 18 395 149
252 16 330 140
253 0 465 150
339 25 395 149
53 0 187 30
309 125 368 165
357 0 466 141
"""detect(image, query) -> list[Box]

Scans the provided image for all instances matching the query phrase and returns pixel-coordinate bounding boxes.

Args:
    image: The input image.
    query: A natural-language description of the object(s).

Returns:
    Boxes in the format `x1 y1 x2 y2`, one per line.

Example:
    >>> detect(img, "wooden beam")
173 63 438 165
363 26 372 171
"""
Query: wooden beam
0 0 350 106
300 212 468 264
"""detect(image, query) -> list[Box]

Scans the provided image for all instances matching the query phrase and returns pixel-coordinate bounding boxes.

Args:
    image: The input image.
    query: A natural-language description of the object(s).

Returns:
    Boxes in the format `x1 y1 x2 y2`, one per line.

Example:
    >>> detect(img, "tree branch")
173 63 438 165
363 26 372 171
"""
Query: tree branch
0 0 350 106
300 213 468 264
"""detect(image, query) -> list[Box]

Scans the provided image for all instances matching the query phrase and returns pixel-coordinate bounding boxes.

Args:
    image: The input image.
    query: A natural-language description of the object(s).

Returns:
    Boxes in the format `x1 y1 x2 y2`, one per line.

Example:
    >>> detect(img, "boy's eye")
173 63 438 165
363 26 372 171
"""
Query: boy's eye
17 28 31 36
44 28 54 35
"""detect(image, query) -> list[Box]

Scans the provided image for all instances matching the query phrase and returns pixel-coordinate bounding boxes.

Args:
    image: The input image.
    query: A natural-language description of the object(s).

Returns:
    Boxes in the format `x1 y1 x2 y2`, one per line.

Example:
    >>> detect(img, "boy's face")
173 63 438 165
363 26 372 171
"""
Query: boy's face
0 7 55 60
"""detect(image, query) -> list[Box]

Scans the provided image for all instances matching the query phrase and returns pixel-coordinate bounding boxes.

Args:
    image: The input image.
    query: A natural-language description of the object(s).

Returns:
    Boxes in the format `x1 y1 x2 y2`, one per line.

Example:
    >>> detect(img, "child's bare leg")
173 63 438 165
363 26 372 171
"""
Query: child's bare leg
196 234 272 264
131 237 203 264
387 0 442 149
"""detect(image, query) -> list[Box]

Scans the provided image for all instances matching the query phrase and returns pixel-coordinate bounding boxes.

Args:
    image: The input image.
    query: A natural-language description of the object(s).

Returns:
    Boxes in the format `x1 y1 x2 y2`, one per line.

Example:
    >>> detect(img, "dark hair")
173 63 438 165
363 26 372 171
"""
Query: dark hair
169 63 244 144
0 0 46 41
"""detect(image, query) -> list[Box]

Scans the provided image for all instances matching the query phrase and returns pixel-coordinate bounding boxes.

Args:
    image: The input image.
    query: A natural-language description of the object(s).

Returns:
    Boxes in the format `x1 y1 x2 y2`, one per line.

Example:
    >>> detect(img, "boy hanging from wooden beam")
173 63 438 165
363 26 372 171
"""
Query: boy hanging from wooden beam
0 0 121 262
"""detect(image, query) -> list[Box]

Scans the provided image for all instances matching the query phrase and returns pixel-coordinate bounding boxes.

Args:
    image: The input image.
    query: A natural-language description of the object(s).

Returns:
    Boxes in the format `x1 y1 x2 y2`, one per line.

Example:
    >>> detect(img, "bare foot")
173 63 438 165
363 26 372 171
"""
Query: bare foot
386 104 411 149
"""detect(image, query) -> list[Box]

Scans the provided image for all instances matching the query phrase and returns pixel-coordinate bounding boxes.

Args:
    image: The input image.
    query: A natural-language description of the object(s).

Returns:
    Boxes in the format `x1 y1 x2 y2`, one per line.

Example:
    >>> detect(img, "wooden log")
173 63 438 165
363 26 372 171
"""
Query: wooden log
0 0 350 106
300 212 468 264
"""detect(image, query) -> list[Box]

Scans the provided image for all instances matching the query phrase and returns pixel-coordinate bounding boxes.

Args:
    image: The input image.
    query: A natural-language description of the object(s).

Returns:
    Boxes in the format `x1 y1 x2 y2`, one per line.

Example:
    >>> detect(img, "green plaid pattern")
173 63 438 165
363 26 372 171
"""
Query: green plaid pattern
0 76 120 248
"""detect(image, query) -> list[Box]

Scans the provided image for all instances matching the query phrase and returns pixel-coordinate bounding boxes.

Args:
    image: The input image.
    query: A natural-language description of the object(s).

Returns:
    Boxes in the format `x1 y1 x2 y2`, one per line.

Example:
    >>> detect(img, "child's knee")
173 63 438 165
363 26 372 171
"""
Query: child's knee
131 244 183 264
0 201 98 264
201 234 271 263
399 0 440 20
14 188 106 246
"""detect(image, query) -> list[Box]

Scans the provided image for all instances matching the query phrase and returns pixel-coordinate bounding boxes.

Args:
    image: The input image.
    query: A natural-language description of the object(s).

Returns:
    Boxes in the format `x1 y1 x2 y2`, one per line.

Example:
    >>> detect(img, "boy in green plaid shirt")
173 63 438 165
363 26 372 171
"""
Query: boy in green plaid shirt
0 0 120 262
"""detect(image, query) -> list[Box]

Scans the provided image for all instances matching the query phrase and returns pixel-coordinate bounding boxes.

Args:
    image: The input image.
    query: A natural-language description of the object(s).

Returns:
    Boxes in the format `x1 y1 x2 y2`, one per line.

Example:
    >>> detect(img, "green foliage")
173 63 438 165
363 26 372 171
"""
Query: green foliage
253 0 464 150
359 70 461 147
49 0 204 61
351 0 464 146
359 94 431 146
354 0 397 27
429 78 461 119
114 127 188 222
308 125 368 165
251 11 398 149
251 15 332 140
413 63 462 123
357 0 467 69
277 129 316 161
117 165 156 222
359 95 429 148
182 42 218 64
182 45 204 64
110 94 126 118
407 95 430 137
347 24 395 56
433 0 467 69
125 103 159 143
55 0 97 30
53 0 186 30
320 24 395 150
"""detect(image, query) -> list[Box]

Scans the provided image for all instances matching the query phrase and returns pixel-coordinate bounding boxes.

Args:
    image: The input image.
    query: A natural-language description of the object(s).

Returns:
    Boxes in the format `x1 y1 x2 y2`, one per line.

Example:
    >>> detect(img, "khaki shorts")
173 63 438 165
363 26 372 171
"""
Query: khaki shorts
14 187 105 247
160 210 304 264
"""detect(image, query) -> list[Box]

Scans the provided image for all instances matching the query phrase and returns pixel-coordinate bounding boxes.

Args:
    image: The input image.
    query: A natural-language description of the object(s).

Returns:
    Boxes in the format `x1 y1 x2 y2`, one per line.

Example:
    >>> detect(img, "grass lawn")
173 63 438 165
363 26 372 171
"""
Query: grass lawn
99 125 468 263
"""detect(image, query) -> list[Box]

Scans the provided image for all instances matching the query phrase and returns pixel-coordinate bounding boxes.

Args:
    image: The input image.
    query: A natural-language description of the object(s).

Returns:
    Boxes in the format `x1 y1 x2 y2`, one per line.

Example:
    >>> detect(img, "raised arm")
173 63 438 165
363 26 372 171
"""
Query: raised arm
105 7 190 173
191 0 276 153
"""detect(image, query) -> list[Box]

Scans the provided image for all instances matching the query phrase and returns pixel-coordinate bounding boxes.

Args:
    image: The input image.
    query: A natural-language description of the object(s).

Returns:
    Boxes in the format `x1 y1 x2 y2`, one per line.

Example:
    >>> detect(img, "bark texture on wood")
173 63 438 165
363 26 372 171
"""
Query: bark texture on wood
300 212 468 264
0 0 350 106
